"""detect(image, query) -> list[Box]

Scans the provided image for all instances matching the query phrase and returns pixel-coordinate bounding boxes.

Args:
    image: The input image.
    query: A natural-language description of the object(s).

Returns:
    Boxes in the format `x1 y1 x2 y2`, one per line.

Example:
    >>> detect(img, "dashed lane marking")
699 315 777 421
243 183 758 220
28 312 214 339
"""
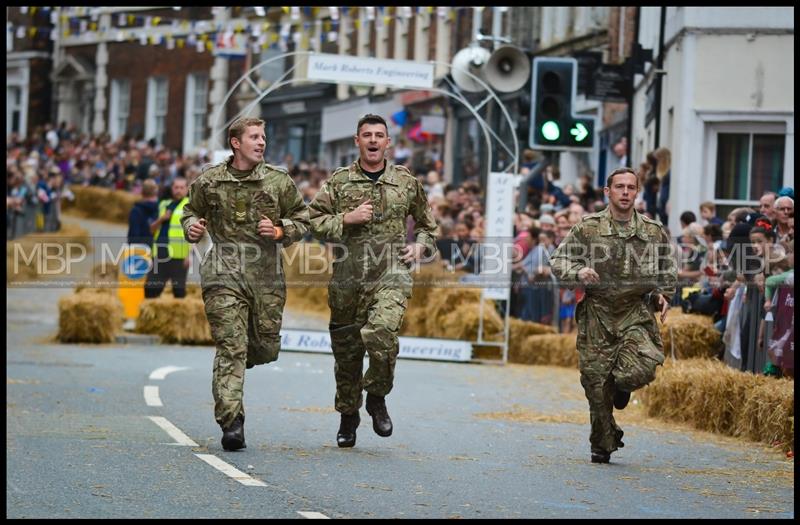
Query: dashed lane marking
297 511 331 519
149 366 190 380
194 454 268 487
144 385 163 407
147 416 198 446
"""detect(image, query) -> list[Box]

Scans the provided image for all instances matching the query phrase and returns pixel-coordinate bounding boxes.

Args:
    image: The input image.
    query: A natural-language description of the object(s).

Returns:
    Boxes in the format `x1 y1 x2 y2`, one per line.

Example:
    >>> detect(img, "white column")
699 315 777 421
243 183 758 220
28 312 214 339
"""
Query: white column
337 14 350 100
394 12 407 61
358 8 369 58
414 9 430 62
434 10 451 80
671 33 698 235
208 8 230 150
92 13 112 136
293 17 310 82
374 13 389 95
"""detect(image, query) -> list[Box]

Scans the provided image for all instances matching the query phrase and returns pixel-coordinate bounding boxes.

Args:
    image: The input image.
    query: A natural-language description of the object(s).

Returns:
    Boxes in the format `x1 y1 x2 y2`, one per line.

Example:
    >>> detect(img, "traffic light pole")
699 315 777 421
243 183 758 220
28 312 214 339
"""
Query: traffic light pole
625 7 641 166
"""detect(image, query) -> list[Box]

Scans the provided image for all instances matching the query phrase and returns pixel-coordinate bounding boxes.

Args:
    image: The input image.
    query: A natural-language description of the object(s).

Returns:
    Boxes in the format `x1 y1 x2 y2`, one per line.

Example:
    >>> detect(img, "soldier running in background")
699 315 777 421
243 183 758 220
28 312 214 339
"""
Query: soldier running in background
551 167 677 464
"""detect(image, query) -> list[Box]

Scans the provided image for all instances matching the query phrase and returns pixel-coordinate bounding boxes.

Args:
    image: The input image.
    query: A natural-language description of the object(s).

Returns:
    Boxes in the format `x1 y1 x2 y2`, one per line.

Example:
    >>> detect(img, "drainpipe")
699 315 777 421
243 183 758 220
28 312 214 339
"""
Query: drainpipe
625 7 640 164
654 6 666 148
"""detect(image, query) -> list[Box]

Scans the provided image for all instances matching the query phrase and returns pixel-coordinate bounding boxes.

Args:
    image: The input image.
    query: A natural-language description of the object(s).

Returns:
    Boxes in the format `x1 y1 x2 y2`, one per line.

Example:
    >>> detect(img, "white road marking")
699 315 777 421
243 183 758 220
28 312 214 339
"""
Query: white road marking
149 366 190 380
194 454 267 487
143 385 163 407
297 511 331 519
147 416 198 446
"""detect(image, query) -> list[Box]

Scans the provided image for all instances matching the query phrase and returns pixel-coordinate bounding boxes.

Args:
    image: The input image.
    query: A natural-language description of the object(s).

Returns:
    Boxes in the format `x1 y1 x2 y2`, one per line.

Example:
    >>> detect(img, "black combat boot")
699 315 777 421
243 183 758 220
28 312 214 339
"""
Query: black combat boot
337 412 360 448
613 389 631 410
365 393 393 437
591 451 611 464
221 414 246 451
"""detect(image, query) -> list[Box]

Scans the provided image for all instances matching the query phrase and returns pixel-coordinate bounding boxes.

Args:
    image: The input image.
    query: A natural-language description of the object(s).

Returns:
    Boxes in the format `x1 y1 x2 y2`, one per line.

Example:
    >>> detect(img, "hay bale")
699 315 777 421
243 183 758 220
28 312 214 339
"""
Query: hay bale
283 243 332 315
63 186 139 223
58 292 123 343
424 288 483 336
511 334 579 367
407 263 460 311
503 318 558 358
736 377 795 449
639 358 794 452
136 297 213 344
400 307 429 337
7 224 92 282
434 302 504 341
75 286 116 296
660 310 721 359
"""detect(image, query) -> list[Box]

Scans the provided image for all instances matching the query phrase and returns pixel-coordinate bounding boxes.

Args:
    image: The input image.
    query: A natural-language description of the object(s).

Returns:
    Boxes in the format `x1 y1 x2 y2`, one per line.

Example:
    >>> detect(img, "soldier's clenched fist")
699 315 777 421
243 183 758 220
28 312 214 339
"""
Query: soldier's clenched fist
258 215 275 237
187 218 207 242
343 199 373 225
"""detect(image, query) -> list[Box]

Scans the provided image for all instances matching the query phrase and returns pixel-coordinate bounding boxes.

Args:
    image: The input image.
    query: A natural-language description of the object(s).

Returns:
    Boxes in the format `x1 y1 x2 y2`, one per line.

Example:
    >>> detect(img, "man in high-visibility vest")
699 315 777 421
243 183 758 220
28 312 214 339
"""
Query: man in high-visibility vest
144 177 191 298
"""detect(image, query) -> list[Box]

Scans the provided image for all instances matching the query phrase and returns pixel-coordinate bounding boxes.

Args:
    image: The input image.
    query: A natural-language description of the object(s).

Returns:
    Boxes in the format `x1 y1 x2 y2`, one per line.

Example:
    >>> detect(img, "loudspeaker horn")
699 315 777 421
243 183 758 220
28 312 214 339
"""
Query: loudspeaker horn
451 45 492 92
484 45 531 93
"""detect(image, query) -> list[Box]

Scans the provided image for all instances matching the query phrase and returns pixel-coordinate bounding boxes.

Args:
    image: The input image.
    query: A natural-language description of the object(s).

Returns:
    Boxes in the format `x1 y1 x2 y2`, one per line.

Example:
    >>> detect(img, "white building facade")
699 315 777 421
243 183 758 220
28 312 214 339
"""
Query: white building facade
632 7 794 233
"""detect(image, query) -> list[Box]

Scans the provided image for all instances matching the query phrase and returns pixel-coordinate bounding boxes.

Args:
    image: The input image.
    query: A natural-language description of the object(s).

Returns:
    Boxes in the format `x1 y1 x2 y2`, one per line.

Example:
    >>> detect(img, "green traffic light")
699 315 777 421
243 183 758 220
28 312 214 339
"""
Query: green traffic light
541 121 560 141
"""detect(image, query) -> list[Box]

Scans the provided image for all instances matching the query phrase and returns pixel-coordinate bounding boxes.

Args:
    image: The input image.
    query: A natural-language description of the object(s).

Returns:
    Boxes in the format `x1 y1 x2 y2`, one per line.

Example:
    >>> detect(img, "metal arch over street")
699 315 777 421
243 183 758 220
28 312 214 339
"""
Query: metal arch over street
210 51 519 176
210 51 518 364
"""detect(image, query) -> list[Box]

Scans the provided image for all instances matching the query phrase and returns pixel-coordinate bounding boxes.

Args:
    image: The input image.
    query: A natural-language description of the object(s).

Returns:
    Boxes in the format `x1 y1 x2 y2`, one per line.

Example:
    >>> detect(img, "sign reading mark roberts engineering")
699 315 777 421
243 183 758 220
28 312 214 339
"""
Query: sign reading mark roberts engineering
280 329 472 362
306 53 434 89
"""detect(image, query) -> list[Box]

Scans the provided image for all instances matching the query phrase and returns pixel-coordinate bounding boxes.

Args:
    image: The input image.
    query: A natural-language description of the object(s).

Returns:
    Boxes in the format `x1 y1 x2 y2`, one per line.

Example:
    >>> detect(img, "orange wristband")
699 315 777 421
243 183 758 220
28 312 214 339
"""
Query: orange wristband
273 226 284 240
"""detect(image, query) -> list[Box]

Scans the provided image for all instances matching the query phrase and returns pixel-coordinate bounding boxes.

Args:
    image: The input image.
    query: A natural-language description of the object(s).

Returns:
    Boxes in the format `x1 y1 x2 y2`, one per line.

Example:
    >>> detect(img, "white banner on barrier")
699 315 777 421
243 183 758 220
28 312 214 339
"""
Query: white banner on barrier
279 329 472 362
482 171 515 300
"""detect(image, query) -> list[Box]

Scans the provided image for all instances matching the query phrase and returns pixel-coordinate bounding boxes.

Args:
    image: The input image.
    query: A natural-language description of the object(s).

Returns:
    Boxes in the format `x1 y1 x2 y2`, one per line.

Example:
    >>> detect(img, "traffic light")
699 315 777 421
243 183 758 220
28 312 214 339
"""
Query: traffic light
529 57 595 150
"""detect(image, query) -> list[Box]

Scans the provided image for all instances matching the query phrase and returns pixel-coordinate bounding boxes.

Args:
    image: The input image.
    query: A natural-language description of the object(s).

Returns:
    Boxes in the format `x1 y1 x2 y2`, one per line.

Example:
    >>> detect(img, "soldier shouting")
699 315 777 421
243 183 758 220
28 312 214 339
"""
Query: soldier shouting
181 118 309 451
551 167 677 464
309 114 439 448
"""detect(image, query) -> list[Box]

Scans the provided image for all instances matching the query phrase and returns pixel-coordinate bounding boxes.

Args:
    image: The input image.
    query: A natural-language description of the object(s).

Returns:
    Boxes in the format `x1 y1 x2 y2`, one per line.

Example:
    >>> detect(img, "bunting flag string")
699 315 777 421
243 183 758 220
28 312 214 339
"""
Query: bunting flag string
9 6 468 52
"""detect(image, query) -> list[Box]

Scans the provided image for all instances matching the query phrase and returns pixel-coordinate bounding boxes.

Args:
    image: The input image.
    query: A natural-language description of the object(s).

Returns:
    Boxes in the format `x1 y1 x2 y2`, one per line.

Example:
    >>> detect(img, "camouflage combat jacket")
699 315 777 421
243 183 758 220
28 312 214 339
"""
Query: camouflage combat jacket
308 160 439 296
550 207 677 312
181 157 309 285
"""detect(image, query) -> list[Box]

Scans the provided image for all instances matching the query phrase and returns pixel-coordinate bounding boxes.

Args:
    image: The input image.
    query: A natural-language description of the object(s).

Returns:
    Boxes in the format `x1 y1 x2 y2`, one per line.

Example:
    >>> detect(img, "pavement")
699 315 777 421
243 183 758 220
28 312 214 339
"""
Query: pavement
5 212 794 518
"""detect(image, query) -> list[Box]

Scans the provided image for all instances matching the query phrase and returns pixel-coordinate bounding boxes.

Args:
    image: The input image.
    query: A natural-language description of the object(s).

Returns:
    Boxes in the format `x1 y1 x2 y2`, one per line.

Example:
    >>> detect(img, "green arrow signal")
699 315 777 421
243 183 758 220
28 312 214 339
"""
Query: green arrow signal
570 123 589 142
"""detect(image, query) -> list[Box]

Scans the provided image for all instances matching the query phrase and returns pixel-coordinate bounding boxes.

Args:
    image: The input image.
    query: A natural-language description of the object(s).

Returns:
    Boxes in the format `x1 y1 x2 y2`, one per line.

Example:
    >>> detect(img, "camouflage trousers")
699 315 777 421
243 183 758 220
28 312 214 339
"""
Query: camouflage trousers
576 300 665 455
203 281 286 429
328 284 408 415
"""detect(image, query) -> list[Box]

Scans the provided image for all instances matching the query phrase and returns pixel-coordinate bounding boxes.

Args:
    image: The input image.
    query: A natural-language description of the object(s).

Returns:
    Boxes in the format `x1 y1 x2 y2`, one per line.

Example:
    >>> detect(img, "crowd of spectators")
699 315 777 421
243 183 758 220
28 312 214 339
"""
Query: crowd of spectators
8 126 794 376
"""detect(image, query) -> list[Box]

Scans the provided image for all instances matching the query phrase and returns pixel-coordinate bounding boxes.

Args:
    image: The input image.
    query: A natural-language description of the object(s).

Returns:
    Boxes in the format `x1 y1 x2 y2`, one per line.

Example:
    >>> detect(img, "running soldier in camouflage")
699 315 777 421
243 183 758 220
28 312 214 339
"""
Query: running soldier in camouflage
550 167 677 464
182 118 309 451
309 114 439 448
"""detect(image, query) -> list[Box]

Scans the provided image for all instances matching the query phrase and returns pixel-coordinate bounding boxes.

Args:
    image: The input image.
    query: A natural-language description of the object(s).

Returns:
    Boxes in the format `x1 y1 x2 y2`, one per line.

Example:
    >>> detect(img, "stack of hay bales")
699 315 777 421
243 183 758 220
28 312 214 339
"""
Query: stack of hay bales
75 263 118 293
62 186 138 223
283 243 332 315
57 291 124 343
512 333 579 367
660 309 722 359
639 358 794 452
7 224 91 283
136 297 212 344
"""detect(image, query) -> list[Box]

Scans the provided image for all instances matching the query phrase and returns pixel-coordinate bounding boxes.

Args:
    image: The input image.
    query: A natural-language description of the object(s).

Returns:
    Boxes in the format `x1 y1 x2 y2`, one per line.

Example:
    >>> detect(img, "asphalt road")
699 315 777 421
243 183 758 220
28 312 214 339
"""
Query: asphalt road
6 214 794 518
